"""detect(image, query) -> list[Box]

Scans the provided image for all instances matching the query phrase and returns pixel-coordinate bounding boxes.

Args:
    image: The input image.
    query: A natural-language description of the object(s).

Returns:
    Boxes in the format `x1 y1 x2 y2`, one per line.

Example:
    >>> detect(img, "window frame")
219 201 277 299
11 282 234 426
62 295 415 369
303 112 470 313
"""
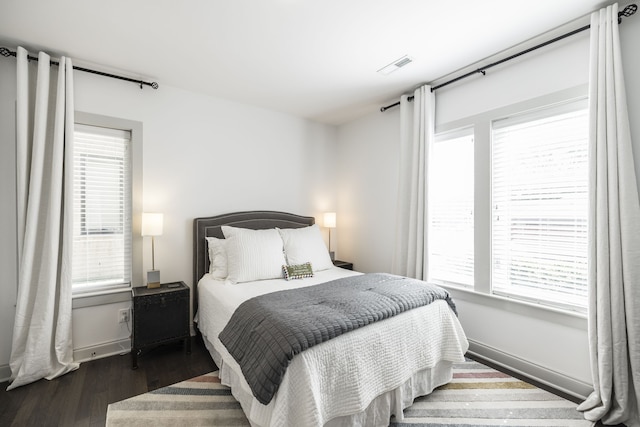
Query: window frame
432 85 589 315
72 112 143 297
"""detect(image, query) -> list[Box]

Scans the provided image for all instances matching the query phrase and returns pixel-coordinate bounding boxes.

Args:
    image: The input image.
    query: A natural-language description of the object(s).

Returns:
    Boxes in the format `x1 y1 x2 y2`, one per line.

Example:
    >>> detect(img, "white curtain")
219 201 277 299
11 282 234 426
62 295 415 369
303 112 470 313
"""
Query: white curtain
7 47 79 390
577 4 640 426
391 85 435 280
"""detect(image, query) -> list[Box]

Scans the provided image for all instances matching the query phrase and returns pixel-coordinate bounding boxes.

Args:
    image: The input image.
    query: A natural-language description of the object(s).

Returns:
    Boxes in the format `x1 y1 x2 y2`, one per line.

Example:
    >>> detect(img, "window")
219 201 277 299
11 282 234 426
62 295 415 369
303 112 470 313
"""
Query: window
72 123 132 293
491 99 589 310
428 128 474 287
431 87 590 313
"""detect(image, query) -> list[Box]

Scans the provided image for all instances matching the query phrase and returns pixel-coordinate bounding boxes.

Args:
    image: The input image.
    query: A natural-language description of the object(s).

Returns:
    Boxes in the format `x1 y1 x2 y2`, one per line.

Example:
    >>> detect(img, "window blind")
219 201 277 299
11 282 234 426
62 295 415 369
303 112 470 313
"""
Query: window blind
491 99 588 310
72 124 132 293
428 128 474 287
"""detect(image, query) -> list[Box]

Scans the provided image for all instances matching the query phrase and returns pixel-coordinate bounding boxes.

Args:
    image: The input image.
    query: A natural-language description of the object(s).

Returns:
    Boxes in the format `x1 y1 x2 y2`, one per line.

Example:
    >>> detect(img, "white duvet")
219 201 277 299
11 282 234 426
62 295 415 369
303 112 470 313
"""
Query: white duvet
196 268 469 427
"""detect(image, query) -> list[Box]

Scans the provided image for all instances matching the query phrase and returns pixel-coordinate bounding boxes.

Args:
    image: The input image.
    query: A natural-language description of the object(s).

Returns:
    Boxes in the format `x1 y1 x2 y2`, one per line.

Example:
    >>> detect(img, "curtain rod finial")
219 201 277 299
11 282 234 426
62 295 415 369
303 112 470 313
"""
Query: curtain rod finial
621 4 637 17
619 4 637 22
0 47 13 57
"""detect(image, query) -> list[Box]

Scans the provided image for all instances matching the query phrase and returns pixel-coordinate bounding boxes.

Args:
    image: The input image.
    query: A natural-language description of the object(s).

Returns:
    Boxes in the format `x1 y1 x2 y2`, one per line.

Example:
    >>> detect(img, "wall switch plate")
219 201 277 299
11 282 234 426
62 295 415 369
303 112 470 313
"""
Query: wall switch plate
119 308 130 323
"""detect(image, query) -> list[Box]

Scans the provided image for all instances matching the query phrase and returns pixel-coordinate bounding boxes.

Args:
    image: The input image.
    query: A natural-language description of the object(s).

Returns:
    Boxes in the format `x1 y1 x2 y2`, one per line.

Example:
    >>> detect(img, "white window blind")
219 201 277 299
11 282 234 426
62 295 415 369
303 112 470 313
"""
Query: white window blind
72 124 132 293
428 128 474 287
491 99 588 310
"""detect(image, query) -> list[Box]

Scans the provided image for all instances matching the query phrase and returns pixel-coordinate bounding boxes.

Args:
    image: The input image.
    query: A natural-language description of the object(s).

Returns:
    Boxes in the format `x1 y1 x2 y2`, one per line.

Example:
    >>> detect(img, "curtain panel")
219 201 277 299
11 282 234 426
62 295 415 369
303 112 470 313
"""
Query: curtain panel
8 47 79 391
391 85 435 280
577 4 640 426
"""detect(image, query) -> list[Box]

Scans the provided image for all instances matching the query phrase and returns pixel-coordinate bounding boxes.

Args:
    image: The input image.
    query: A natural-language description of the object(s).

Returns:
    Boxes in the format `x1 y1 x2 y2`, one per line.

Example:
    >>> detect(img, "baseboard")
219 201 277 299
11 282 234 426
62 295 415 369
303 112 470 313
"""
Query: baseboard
73 338 131 363
0 340 132 384
0 363 11 383
467 339 593 401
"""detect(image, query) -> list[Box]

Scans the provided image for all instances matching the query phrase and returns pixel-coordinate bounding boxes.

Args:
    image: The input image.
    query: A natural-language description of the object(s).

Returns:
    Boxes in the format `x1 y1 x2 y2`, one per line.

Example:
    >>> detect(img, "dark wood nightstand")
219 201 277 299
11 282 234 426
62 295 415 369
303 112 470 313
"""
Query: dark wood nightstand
333 260 353 270
131 281 191 369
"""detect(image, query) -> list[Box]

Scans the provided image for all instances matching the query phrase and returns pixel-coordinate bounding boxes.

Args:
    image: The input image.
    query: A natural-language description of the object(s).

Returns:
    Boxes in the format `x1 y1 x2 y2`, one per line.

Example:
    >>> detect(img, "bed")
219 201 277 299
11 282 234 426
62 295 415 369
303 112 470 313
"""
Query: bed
193 210 469 427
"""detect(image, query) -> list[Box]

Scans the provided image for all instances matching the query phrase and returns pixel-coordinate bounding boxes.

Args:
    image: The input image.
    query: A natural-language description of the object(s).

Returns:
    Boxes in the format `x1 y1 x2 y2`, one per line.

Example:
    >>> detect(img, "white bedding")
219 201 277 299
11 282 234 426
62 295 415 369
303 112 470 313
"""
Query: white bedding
196 267 469 427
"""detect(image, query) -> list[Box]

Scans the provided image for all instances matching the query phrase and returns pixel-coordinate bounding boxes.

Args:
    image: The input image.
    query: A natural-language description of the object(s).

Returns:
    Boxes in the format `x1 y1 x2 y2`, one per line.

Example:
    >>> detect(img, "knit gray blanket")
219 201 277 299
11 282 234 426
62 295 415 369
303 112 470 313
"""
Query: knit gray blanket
218 273 457 405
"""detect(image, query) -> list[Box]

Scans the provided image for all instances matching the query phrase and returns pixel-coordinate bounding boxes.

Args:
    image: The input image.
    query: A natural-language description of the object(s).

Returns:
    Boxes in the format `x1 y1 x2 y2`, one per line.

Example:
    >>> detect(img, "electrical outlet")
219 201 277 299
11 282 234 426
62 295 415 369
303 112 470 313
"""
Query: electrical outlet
118 308 130 323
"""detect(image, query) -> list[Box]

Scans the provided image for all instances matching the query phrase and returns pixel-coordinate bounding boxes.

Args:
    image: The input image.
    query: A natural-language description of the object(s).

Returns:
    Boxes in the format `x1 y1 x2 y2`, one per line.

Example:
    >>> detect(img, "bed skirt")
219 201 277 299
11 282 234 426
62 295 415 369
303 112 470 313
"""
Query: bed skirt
202 333 455 427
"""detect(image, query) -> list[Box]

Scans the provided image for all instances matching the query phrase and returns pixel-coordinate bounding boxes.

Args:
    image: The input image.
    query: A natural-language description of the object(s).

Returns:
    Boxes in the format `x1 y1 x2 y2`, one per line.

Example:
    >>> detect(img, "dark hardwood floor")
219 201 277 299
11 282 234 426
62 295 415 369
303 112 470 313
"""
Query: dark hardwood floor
0 336 217 427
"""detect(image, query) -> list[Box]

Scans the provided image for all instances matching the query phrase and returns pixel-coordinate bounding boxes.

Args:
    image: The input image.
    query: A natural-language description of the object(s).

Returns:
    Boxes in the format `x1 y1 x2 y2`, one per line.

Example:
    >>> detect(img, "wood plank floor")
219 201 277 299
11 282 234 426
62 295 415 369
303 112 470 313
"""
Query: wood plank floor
0 336 216 427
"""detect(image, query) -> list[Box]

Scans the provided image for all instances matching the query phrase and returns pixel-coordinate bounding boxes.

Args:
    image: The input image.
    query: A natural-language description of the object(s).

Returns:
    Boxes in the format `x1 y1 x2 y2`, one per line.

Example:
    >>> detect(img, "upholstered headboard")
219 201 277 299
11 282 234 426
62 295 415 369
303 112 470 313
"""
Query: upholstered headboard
192 210 315 315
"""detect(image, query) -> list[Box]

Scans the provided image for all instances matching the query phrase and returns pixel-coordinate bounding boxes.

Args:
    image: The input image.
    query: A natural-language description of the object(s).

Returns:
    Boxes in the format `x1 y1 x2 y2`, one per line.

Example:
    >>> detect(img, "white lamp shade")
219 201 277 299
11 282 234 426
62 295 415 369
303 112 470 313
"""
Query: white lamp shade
142 213 163 236
324 212 336 228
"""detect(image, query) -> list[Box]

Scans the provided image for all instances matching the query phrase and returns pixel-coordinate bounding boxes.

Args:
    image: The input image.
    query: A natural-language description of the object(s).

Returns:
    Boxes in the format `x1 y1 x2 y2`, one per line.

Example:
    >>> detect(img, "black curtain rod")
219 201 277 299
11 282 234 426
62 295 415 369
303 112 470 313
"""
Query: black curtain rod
380 3 637 112
0 47 159 90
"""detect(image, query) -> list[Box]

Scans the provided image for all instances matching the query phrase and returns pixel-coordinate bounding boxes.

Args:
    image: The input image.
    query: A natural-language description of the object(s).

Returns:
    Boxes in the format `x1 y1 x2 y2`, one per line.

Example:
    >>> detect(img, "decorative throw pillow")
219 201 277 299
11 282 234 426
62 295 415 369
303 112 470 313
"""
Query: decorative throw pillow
282 262 314 280
277 224 333 272
206 237 228 280
221 226 286 283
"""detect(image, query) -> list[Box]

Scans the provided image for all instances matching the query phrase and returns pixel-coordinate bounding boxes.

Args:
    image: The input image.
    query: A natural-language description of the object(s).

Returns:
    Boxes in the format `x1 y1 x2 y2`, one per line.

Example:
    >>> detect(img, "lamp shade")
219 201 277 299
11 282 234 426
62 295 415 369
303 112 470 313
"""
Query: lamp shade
324 212 336 228
141 213 163 236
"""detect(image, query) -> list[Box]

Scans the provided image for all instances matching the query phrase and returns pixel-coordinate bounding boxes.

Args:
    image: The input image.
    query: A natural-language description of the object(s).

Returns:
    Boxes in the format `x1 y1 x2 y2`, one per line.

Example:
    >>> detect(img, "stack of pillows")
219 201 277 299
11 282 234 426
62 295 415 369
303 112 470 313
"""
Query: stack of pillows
206 224 334 283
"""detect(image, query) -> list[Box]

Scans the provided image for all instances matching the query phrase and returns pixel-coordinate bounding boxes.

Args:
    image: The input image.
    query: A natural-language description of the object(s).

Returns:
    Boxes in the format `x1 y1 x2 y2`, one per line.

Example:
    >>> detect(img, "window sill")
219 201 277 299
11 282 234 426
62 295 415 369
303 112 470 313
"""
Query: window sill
72 287 132 309
439 283 588 329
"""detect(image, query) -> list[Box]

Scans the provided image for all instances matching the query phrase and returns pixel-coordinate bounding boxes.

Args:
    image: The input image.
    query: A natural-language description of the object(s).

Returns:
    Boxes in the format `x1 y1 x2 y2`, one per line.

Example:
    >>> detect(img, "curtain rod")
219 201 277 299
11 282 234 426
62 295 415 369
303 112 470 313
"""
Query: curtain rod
0 47 159 90
380 3 637 112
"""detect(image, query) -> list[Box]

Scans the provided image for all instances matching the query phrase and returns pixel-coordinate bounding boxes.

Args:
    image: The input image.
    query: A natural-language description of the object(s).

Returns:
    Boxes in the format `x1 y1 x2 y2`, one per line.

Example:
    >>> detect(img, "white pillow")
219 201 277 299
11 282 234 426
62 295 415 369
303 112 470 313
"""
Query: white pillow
206 237 228 280
277 224 334 272
221 226 286 283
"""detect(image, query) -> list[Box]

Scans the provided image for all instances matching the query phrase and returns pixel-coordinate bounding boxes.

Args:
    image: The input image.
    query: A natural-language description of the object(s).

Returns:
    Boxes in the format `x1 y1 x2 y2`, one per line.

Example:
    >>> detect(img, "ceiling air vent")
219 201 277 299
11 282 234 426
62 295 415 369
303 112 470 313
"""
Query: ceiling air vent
377 55 413 76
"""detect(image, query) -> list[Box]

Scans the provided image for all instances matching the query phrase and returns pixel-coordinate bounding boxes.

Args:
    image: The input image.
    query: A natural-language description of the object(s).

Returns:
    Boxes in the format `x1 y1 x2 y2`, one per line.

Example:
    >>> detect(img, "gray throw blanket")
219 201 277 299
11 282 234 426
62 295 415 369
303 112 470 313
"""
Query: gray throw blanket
218 273 457 405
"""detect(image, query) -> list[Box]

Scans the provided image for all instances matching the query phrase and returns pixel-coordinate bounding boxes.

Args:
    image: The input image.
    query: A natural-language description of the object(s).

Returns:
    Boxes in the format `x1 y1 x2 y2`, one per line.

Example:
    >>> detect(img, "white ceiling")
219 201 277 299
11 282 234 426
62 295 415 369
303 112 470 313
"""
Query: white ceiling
1 0 609 125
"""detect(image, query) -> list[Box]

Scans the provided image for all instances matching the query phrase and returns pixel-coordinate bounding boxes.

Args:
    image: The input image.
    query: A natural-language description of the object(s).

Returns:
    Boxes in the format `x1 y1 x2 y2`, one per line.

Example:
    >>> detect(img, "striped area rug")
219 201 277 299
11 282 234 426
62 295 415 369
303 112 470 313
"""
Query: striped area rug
390 360 590 427
106 360 590 426
106 372 247 426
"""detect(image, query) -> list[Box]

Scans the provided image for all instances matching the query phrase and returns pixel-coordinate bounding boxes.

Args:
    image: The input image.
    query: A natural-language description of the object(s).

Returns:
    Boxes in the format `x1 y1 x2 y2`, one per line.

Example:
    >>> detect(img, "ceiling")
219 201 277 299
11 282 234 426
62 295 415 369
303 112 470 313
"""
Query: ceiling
1 0 609 125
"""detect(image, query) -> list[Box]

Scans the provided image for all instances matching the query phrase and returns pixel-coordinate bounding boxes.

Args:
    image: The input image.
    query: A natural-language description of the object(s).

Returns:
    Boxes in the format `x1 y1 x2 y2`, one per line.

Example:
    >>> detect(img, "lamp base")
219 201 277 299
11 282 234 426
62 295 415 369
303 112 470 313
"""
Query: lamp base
147 270 161 289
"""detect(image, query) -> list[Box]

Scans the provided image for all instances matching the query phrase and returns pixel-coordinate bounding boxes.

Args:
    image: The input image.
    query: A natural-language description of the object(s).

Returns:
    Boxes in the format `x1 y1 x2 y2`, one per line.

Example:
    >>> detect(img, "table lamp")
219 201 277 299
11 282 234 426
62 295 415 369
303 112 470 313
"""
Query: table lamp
142 212 163 288
324 212 336 261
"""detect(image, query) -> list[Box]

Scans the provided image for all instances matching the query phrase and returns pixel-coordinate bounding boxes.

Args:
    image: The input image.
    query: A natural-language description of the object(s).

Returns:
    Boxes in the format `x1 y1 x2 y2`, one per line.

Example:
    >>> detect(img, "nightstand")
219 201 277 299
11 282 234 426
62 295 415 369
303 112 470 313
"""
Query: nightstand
131 281 191 369
333 260 353 270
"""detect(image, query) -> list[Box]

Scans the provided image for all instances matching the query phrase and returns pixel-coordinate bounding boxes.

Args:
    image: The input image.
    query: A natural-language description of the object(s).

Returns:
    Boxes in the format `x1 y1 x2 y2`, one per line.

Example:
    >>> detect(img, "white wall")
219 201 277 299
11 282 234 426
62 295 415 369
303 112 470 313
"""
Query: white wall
0 61 338 379
336 109 400 272
337 16 640 399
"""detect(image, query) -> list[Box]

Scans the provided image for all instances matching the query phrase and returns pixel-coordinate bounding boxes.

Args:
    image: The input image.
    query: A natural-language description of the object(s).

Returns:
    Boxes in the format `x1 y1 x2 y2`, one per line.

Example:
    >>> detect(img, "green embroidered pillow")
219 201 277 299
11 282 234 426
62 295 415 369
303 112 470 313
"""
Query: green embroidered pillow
282 262 314 280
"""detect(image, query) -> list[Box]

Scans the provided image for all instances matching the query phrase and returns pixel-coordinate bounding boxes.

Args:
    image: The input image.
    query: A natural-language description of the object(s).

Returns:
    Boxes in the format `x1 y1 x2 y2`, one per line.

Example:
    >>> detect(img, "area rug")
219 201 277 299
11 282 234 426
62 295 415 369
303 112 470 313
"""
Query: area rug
106 360 590 426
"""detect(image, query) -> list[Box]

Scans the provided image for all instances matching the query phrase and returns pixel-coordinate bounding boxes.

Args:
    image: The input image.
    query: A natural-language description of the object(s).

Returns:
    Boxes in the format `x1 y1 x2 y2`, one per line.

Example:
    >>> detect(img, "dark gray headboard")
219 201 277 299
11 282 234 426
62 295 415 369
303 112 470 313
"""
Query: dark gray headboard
193 210 315 315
